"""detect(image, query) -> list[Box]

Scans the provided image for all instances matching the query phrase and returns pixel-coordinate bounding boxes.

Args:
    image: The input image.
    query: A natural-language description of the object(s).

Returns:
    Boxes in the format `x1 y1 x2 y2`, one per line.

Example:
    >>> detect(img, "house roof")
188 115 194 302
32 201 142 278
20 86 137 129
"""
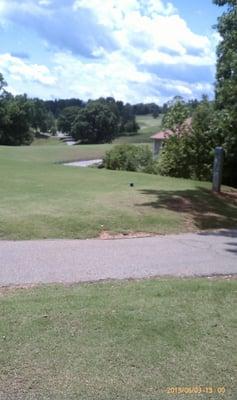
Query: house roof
150 118 193 141
150 129 174 140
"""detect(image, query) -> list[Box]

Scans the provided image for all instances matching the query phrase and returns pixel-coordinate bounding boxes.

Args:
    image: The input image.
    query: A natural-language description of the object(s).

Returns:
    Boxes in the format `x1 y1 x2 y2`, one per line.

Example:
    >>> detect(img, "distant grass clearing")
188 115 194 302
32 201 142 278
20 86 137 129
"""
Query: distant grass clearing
114 114 162 144
0 278 236 399
0 142 237 239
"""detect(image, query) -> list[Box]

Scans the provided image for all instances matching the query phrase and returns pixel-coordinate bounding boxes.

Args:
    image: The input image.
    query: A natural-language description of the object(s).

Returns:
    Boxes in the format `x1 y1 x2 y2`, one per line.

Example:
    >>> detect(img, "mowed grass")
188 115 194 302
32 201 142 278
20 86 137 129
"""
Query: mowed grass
0 278 236 399
114 114 162 144
1 142 237 239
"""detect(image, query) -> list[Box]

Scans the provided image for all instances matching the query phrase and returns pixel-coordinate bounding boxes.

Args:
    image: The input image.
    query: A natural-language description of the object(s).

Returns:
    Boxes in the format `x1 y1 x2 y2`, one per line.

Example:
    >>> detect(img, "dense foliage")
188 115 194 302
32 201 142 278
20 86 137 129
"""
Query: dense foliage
72 101 119 144
0 75 33 146
57 106 81 134
53 96 140 142
44 98 85 117
162 98 190 131
0 74 57 145
104 144 155 173
158 98 221 180
28 98 56 134
213 0 237 186
133 102 161 117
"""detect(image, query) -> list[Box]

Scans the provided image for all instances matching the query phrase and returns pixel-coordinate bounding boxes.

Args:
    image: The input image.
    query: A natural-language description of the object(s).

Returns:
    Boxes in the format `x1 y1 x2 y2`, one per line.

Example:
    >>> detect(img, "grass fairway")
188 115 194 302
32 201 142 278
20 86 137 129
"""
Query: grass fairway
1 142 237 239
0 278 236 399
115 114 162 144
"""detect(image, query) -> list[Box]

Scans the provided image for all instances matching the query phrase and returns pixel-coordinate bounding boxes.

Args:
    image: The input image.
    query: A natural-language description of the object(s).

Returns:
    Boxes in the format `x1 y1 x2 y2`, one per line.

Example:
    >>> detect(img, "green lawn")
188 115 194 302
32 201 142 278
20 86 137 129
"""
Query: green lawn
0 142 237 239
0 278 236 399
114 114 162 144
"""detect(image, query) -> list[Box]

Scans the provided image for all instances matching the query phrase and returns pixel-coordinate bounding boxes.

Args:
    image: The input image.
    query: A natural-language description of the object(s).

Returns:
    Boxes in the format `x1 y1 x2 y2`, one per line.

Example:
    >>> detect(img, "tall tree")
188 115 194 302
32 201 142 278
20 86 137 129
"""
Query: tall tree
0 95 33 146
162 98 190 131
214 0 237 186
72 101 119 144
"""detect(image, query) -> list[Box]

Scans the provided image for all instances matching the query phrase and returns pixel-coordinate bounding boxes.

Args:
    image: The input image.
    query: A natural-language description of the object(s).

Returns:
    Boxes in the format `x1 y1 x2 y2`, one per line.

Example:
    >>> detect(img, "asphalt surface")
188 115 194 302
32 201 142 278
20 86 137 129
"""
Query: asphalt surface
0 230 237 286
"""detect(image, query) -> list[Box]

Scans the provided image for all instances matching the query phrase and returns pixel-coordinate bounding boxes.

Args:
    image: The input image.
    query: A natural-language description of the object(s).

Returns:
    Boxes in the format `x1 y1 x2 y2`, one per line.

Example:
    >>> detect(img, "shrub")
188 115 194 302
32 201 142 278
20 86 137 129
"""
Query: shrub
123 119 140 133
103 144 155 173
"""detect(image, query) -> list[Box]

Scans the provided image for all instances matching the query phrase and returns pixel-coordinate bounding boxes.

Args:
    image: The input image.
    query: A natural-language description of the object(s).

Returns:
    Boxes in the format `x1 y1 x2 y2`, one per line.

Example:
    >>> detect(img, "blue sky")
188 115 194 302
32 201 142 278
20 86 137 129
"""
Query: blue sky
0 0 223 104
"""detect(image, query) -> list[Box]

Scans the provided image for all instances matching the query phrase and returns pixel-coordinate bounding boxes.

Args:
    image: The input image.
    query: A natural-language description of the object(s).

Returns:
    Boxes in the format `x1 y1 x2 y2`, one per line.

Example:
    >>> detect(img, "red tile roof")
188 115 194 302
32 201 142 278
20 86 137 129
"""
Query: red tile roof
150 129 174 140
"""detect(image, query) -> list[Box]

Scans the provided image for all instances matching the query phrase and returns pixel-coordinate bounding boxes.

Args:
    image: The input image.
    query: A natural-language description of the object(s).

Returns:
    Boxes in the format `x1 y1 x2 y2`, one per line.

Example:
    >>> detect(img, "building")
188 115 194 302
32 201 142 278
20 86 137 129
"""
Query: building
150 129 174 158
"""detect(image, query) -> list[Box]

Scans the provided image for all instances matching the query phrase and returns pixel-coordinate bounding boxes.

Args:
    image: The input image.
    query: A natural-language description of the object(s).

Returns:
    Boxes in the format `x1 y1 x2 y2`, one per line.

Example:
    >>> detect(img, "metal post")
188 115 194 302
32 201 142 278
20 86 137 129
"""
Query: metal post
212 147 224 193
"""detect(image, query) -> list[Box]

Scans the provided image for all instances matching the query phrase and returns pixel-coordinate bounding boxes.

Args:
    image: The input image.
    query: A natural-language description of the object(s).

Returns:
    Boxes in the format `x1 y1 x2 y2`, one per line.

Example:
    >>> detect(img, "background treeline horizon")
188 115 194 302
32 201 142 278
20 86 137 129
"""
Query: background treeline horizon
0 74 201 144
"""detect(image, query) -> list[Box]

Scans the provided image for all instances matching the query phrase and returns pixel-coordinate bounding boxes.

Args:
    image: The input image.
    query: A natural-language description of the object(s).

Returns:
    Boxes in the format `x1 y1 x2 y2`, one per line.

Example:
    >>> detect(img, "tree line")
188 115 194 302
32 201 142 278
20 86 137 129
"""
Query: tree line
45 98 162 118
0 79 164 145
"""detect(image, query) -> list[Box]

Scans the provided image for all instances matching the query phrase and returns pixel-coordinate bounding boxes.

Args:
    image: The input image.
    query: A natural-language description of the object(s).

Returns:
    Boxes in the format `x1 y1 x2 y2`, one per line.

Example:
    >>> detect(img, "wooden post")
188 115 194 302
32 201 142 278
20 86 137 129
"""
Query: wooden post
212 147 224 193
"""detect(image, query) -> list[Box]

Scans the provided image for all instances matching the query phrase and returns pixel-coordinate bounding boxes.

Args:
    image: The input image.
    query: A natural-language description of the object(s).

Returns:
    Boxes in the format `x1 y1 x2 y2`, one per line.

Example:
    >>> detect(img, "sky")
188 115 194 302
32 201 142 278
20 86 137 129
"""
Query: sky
0 0 224 104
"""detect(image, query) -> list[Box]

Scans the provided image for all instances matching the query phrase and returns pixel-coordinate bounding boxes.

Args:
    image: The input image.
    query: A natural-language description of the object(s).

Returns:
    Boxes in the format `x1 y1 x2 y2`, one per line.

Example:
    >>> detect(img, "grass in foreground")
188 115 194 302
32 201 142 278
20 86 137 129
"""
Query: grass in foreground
1 143 237 239
0 278 236 399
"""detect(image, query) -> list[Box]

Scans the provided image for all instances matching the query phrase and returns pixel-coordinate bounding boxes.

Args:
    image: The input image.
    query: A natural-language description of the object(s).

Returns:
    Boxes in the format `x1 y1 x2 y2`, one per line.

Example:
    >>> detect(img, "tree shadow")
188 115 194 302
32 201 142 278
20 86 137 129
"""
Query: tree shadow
138 187 237 231
225 243 237 254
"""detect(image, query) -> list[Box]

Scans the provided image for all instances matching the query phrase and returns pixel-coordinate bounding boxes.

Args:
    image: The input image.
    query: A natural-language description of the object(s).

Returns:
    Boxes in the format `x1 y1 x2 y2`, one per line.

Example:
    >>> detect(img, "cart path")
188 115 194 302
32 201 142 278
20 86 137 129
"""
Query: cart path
0 230 237 286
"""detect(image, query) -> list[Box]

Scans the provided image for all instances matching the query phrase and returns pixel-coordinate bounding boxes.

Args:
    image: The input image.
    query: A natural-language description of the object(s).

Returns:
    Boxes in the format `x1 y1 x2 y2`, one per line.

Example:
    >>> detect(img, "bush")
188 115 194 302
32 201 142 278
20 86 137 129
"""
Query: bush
157 134 193 178
103 144 155 173
123 119 140 133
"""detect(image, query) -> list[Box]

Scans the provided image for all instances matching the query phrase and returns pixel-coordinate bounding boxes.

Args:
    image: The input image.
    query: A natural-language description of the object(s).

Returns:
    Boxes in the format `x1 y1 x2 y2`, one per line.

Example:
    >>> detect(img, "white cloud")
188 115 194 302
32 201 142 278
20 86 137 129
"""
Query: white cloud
38 0 52 5
46 50 213 103
73 0 177 32
0 53 57 86
73 0 212 60
140 49 214 67
0 0 217 102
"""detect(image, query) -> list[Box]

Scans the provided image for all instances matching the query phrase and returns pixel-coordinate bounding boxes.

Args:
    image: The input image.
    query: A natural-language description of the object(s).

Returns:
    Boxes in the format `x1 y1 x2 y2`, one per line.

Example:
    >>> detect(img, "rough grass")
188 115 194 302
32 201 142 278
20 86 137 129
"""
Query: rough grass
0 143 237 239
0 278 236 399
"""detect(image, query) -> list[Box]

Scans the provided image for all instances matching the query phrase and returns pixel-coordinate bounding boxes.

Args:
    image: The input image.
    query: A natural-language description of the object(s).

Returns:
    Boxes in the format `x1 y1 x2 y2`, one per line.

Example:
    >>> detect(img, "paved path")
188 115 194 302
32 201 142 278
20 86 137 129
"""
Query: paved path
0 230 237 286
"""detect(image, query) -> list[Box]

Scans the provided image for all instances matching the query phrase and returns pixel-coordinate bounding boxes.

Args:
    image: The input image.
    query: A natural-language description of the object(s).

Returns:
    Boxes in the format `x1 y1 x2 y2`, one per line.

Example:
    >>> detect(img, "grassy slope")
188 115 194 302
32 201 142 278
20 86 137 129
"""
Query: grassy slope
0 278 236 399
1 141 237 239
114 114 162 144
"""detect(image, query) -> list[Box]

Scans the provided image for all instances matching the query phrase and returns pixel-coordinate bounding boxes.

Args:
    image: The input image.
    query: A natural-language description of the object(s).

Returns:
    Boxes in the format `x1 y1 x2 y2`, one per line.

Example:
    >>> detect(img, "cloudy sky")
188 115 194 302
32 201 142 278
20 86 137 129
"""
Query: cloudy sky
0 0 222 104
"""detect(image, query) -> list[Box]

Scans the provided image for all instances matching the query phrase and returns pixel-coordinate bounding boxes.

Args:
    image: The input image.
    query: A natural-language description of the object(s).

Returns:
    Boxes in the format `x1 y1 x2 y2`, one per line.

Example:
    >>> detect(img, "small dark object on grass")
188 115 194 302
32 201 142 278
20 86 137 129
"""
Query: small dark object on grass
130 183 134 187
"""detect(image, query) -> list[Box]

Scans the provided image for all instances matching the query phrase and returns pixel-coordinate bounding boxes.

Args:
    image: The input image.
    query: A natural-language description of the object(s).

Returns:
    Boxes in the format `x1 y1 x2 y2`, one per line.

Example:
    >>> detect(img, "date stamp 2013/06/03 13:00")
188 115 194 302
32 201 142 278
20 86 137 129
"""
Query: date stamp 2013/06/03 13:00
165 386 226 395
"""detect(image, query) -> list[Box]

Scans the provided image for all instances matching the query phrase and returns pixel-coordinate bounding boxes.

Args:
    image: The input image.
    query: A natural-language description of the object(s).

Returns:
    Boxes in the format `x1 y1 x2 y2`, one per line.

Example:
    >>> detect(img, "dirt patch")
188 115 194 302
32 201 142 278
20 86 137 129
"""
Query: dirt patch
1 275 237 295
99 230 160 240
217 190 237 204
165 196 193 212
0 284 38 296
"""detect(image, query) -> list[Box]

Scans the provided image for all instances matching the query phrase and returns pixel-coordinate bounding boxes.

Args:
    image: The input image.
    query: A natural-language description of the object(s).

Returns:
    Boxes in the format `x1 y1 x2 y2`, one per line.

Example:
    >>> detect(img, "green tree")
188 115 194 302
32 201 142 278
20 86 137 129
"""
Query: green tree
213 0 237 186
0 95 33 146
189 98 221 180
162 98 190 131
72 101 119 144
157 134 193 178
57 106 81 133
28 98 53 132
158 97 220 180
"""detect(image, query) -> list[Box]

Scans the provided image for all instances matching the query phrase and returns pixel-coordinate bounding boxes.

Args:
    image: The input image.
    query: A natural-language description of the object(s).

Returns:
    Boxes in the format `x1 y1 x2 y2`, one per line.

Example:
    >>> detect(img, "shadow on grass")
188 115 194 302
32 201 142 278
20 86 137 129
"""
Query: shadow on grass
138 187 237 231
